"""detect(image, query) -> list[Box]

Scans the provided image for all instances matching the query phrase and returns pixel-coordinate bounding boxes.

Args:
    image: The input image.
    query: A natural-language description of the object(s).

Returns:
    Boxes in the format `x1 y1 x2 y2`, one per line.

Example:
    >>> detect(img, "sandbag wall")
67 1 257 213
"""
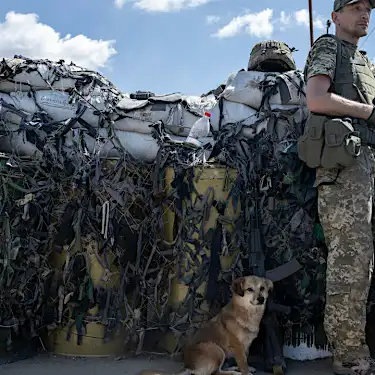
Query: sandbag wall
0 57 216 163
0 56 180 356
0 55 330 359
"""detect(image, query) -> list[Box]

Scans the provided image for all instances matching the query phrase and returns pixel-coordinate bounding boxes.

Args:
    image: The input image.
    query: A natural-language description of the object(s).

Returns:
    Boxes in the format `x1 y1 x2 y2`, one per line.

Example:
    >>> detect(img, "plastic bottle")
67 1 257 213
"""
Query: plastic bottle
185 112 211 147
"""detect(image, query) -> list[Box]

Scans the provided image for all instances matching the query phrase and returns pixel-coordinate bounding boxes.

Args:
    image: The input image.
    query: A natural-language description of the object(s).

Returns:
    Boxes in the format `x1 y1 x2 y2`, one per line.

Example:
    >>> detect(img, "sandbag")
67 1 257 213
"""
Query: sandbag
112 94 211 136
0 123 43 157
72 129 214 161
221 70 277 110
113 104 200 136
0 91 108 127
0 58 76 92
0 58 121 97
0 95 30 126
268 71 306 107
221 70 306 111
78 129 159 162
209 98 259 132
183 95 217 116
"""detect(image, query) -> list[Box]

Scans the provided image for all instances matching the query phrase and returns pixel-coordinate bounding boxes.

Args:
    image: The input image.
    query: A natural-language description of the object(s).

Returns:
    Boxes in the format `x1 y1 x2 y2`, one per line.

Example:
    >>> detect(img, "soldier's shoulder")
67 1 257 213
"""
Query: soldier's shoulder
304 35 338 81
311 35 338 54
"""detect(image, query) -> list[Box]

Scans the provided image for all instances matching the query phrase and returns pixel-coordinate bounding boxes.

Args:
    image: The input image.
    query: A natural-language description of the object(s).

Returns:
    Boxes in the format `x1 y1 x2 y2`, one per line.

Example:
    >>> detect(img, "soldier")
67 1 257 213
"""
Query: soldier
304 0 375 374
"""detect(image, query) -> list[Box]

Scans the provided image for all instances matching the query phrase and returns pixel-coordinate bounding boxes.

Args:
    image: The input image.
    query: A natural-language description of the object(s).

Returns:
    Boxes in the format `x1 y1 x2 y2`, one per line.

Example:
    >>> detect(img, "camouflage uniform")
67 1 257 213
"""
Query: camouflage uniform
305 34 375 371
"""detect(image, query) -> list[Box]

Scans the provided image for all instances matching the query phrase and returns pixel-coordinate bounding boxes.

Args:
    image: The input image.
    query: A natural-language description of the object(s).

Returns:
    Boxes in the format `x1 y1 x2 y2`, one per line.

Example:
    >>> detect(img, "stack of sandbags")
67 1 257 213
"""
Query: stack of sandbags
0 55 218 163
209 69 307 136
94 92 216 161
0 56 124 158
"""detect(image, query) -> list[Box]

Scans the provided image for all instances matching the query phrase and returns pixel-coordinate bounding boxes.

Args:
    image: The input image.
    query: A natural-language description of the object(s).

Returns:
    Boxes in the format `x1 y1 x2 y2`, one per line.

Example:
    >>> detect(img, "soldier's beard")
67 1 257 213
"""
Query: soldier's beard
338 25 368 41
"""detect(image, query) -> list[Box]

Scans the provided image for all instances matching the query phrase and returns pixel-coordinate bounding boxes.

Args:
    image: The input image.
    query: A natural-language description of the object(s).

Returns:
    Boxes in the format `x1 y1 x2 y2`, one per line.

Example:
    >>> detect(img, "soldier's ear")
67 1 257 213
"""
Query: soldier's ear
332 11 339 24
232 277 245 297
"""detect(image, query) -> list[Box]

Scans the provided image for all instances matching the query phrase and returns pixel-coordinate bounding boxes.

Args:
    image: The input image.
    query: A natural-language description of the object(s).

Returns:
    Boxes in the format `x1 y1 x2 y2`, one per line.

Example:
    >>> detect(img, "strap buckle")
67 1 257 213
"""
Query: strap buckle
259 175 272 192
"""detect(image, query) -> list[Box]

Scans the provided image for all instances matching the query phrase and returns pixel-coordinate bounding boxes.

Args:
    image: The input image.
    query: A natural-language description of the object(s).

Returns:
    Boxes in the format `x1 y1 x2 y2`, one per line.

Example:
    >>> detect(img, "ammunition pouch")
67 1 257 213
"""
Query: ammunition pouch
298 113 362 169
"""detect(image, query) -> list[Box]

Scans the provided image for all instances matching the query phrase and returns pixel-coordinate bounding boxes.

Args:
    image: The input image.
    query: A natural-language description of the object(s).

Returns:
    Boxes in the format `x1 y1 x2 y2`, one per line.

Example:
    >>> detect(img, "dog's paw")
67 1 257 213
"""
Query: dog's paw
226 367 240 372
225 367 256 375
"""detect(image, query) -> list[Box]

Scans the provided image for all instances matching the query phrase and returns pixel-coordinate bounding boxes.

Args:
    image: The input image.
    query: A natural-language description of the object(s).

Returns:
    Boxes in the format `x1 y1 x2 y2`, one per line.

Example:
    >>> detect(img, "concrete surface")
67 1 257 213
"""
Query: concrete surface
0 354 333 375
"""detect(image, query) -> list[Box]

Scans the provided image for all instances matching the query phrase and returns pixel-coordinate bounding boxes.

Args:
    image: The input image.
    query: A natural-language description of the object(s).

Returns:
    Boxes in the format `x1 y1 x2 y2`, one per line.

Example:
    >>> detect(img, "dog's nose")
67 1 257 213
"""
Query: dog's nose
257 296 265 305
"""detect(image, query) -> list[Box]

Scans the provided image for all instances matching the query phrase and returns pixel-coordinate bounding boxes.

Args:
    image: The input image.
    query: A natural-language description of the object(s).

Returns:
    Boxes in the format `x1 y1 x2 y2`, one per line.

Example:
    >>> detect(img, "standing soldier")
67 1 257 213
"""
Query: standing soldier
303 0 375 374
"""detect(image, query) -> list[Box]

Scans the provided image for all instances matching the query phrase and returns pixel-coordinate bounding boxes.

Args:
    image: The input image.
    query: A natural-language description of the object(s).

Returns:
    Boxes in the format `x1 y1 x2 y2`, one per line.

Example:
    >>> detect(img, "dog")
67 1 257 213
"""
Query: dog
136 275 273 375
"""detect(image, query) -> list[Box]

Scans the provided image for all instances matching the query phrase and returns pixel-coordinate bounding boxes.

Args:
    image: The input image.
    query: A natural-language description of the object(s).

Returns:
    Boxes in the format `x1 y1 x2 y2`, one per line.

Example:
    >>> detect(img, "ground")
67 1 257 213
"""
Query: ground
0 354 334 375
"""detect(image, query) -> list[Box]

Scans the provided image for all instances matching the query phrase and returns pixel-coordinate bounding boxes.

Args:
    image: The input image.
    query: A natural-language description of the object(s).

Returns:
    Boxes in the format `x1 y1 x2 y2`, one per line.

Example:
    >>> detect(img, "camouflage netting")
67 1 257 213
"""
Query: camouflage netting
151 108 328 354
0 54 373 363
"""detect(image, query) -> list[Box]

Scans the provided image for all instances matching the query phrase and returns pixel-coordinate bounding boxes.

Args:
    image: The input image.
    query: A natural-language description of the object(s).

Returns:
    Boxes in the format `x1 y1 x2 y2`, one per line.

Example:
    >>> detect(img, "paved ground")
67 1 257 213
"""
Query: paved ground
0 354 333 375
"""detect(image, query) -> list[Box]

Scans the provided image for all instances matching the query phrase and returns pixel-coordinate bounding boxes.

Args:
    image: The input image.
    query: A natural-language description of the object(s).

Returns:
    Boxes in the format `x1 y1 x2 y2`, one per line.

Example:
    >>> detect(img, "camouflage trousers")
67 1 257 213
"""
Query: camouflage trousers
317 147 375 362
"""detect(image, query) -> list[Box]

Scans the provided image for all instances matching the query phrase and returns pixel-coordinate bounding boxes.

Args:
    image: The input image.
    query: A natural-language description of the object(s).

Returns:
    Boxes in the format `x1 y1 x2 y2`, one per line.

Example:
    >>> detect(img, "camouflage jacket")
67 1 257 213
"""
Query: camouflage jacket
304 35 375 186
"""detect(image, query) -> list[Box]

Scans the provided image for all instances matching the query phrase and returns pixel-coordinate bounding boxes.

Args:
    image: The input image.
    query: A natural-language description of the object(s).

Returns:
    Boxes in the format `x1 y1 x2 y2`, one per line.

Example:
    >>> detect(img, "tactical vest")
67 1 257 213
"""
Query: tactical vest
332 37 375 106
298 34 375 170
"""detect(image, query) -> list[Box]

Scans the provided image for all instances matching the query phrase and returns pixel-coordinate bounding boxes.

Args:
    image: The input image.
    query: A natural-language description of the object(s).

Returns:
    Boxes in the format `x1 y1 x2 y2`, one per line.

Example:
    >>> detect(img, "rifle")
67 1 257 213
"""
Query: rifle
245 155 302 375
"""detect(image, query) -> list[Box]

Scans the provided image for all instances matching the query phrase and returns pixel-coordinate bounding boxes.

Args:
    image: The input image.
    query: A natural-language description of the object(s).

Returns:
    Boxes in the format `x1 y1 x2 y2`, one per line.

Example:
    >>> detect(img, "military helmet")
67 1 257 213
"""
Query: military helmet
247 40 297 73
333 0 375 12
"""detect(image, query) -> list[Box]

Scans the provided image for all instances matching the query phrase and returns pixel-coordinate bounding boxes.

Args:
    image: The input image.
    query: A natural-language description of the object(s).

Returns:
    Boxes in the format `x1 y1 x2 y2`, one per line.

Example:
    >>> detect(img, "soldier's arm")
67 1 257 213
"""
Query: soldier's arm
305 38 373 120
307 76 373 119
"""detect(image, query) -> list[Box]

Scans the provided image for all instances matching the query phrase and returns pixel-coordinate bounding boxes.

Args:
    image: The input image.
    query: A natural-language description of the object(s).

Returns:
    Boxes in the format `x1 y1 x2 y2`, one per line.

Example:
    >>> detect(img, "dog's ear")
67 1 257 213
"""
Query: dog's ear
232 277 245 297
265 279 274 294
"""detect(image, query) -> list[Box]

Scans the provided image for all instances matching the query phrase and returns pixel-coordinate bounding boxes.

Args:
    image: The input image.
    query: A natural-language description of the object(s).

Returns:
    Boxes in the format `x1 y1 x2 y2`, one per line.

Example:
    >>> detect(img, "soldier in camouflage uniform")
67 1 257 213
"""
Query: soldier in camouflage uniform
304 0 375 374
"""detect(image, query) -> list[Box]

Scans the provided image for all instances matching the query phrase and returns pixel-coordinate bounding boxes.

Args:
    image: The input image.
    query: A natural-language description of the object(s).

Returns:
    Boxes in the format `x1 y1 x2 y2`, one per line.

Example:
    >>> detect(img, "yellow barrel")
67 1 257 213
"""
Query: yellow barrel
50 322 124 357
48 218 124 357
160 165 240 353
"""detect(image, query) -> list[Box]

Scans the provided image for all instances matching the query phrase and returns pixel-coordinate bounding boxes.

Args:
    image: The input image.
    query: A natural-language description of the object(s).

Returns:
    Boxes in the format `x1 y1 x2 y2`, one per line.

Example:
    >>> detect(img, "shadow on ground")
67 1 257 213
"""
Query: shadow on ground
0 353 333 375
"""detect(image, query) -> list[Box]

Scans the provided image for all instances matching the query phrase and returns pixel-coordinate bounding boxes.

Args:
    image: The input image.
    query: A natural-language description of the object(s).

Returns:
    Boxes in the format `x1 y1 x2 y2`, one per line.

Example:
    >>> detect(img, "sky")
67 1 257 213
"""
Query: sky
0 0 375 96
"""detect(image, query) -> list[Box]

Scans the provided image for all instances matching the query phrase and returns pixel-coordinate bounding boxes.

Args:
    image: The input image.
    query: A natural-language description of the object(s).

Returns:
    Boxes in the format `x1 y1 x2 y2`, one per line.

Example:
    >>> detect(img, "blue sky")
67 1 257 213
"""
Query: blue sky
0 0 375 96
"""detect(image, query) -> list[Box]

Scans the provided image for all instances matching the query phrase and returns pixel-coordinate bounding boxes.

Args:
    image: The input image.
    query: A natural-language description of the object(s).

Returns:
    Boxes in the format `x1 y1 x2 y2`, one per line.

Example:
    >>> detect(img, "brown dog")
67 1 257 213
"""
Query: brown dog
136 275 273 375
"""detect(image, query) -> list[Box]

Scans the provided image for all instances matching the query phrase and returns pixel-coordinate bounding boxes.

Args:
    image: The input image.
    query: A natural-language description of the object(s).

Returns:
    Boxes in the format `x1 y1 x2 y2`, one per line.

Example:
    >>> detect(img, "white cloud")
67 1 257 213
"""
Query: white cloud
206 15 220 25
280 11 292 26
213 9 274 39
294 9 309 26
116 0 211 12
114 0 127 8
294 9 325 30
0 12 117 70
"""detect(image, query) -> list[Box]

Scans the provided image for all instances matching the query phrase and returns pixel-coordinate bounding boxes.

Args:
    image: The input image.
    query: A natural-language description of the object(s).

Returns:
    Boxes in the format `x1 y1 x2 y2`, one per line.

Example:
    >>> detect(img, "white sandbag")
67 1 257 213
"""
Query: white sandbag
0 58 76 92
209 99 260 132
0 94 30 126
113 94 205 137
221 70 306 110
268 70 306 107
113 104 200 136
0 90 107 127
81 129 160 162
221 70 277 110
0 123 42 157
182 95 217 116
0 58 121 96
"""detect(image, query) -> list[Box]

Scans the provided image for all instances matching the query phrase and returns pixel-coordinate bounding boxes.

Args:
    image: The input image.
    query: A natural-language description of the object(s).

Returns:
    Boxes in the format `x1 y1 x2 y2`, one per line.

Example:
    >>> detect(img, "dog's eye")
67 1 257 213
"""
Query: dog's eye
247 287 254 292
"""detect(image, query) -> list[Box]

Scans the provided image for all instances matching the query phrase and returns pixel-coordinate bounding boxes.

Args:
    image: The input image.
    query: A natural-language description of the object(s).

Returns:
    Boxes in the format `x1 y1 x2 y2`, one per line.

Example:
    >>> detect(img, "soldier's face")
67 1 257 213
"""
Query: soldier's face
333 0 372 38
